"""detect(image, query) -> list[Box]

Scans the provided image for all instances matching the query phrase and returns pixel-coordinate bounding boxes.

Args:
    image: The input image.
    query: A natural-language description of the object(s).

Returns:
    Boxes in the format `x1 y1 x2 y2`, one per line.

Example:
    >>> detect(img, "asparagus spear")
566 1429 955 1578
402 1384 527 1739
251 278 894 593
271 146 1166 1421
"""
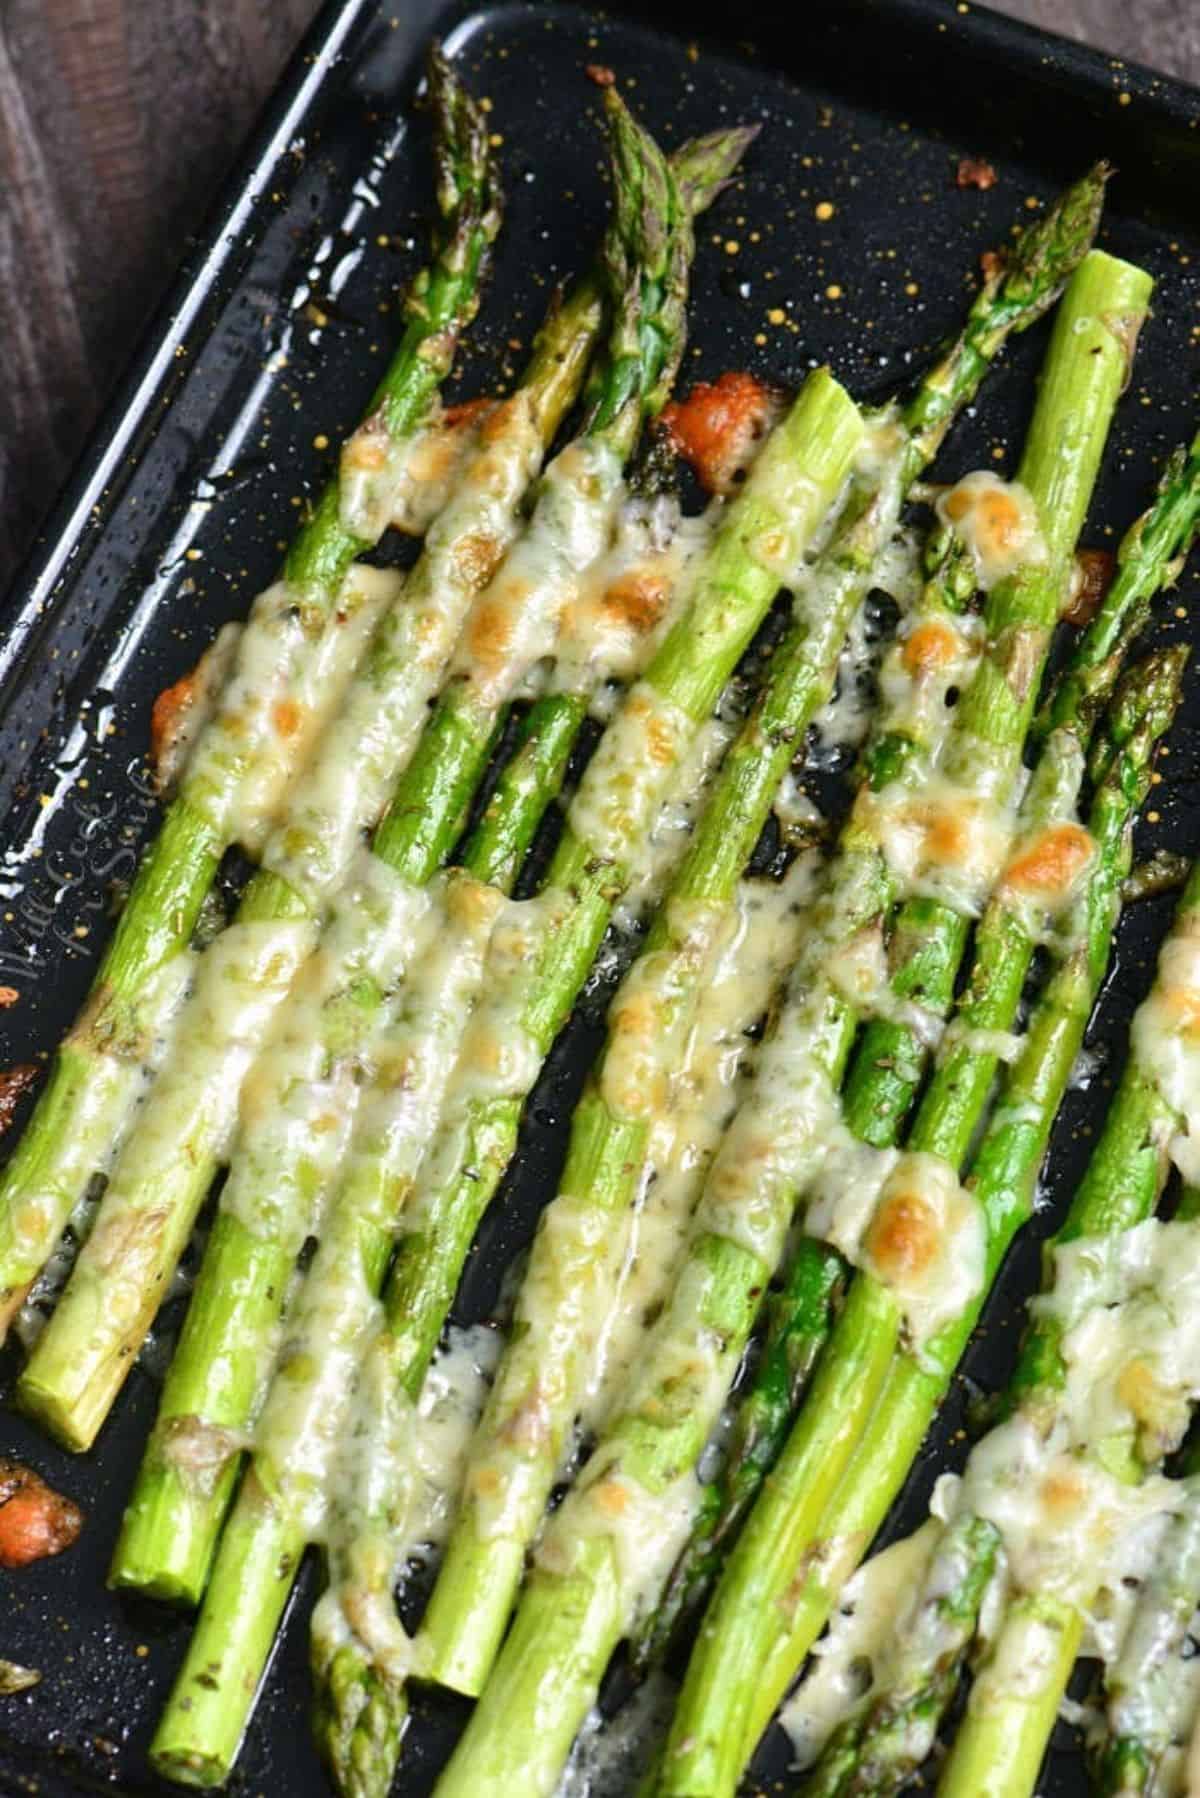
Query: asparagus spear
1092 1446 1200 1797
0 48 501 1340
799 1512 1002 1798
15 90 711 1454
842 428 1200 1153
146 141 863 1798
1091 1203 1200 1797
633 1237 847 1674
433 242 1146 1798
707 645 1188 1792
932 867 1200 1798
107 103 743 1602
647 430 1200 1665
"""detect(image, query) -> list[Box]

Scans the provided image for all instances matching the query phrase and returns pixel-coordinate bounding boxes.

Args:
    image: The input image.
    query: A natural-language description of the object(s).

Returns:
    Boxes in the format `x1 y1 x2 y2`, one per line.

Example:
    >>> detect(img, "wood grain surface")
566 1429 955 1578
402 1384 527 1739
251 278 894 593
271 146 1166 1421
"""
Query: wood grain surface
1 0 1197 599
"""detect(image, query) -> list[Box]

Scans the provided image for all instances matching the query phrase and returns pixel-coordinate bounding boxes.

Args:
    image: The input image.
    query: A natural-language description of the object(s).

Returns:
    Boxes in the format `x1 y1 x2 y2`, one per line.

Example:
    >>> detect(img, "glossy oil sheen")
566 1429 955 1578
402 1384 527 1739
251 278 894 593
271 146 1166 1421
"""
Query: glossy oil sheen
1 0 1199 1793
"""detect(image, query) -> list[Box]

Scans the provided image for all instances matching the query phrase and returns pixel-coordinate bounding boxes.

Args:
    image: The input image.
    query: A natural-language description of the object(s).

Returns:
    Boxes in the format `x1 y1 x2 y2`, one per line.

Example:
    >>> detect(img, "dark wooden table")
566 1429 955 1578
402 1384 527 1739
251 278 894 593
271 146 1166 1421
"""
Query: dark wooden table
2 0 1198 599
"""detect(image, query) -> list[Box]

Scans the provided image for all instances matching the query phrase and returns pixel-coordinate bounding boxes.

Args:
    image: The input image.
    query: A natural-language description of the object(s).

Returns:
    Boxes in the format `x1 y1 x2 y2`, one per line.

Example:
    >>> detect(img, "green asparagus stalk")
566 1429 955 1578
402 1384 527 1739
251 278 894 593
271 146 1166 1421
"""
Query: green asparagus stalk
16 90 709 1455
799 1512 1002 1798
634 1237 847 1674
146 155 862 1798
931 868 1200 1798
842 427 1200 1153
439 261 1143 1798
1092 1457 1200 1795
711 647 1189 1791
660 428 1200 1662
107 105 744 1603
0 48 501 1341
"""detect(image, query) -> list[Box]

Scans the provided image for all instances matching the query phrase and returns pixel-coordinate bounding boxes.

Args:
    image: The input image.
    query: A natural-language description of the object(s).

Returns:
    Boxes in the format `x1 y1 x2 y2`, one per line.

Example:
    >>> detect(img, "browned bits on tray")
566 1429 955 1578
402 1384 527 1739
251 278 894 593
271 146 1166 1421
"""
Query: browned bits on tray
0 1459 84 1569
585 63 616 87
1065 547 1118 625
956 155 997 190
659 370 783 496
0 1065 39 1138
150 665 202 794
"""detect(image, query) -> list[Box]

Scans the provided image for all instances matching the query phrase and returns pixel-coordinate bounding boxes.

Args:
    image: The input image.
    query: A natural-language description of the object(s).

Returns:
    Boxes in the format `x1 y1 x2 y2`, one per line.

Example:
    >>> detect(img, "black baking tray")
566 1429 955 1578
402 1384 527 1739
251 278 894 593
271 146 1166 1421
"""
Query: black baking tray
2 1 1200 1793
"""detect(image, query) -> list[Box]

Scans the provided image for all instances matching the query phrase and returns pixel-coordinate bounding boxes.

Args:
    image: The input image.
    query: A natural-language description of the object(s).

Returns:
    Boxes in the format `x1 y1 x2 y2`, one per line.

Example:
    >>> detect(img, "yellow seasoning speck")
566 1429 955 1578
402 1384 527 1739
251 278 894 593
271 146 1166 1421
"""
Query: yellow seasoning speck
1024 196 1040 211
905 281 919 296
991 445 1005 460
185 548 202 561
754 332 767 346
825 283 842 300
1147 810 1161 824
724 239 740 255
376 233 389 247
815 201 834 221
767 307 786 325
489 133 503 147
313 433 329 450
1118 91 1132 105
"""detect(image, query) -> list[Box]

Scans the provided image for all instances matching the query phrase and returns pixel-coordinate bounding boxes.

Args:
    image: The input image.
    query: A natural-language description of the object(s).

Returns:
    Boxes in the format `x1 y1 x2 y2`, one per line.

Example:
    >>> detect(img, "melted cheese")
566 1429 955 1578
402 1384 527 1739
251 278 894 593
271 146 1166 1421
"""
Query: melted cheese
567 681 695 868
44 920 313 1348
1131 919 1200 1183
826 922 945 1050
556 1671 679 1798
809 1150 985 1351
220 852 435 1254
251 874 504 1540
1102 1491 1200 1753
551 499 714 709
936 470 1047 591
181 565 401 851
340 400 493 543
874 607 984 743
614 708 739 933
315 1320 500 1686
261 391 545 906
535 1441 703 1631
945 1413 1181 1611
997 818 1096 949
600 899 736 1122
939 1020 1025 1064
1033 1217 1200 1462
586 857 817 1429
779 1520 942 1769
445 438 625 713
695 1021 843 1266
459 861 815 1550
864 772 1016 919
